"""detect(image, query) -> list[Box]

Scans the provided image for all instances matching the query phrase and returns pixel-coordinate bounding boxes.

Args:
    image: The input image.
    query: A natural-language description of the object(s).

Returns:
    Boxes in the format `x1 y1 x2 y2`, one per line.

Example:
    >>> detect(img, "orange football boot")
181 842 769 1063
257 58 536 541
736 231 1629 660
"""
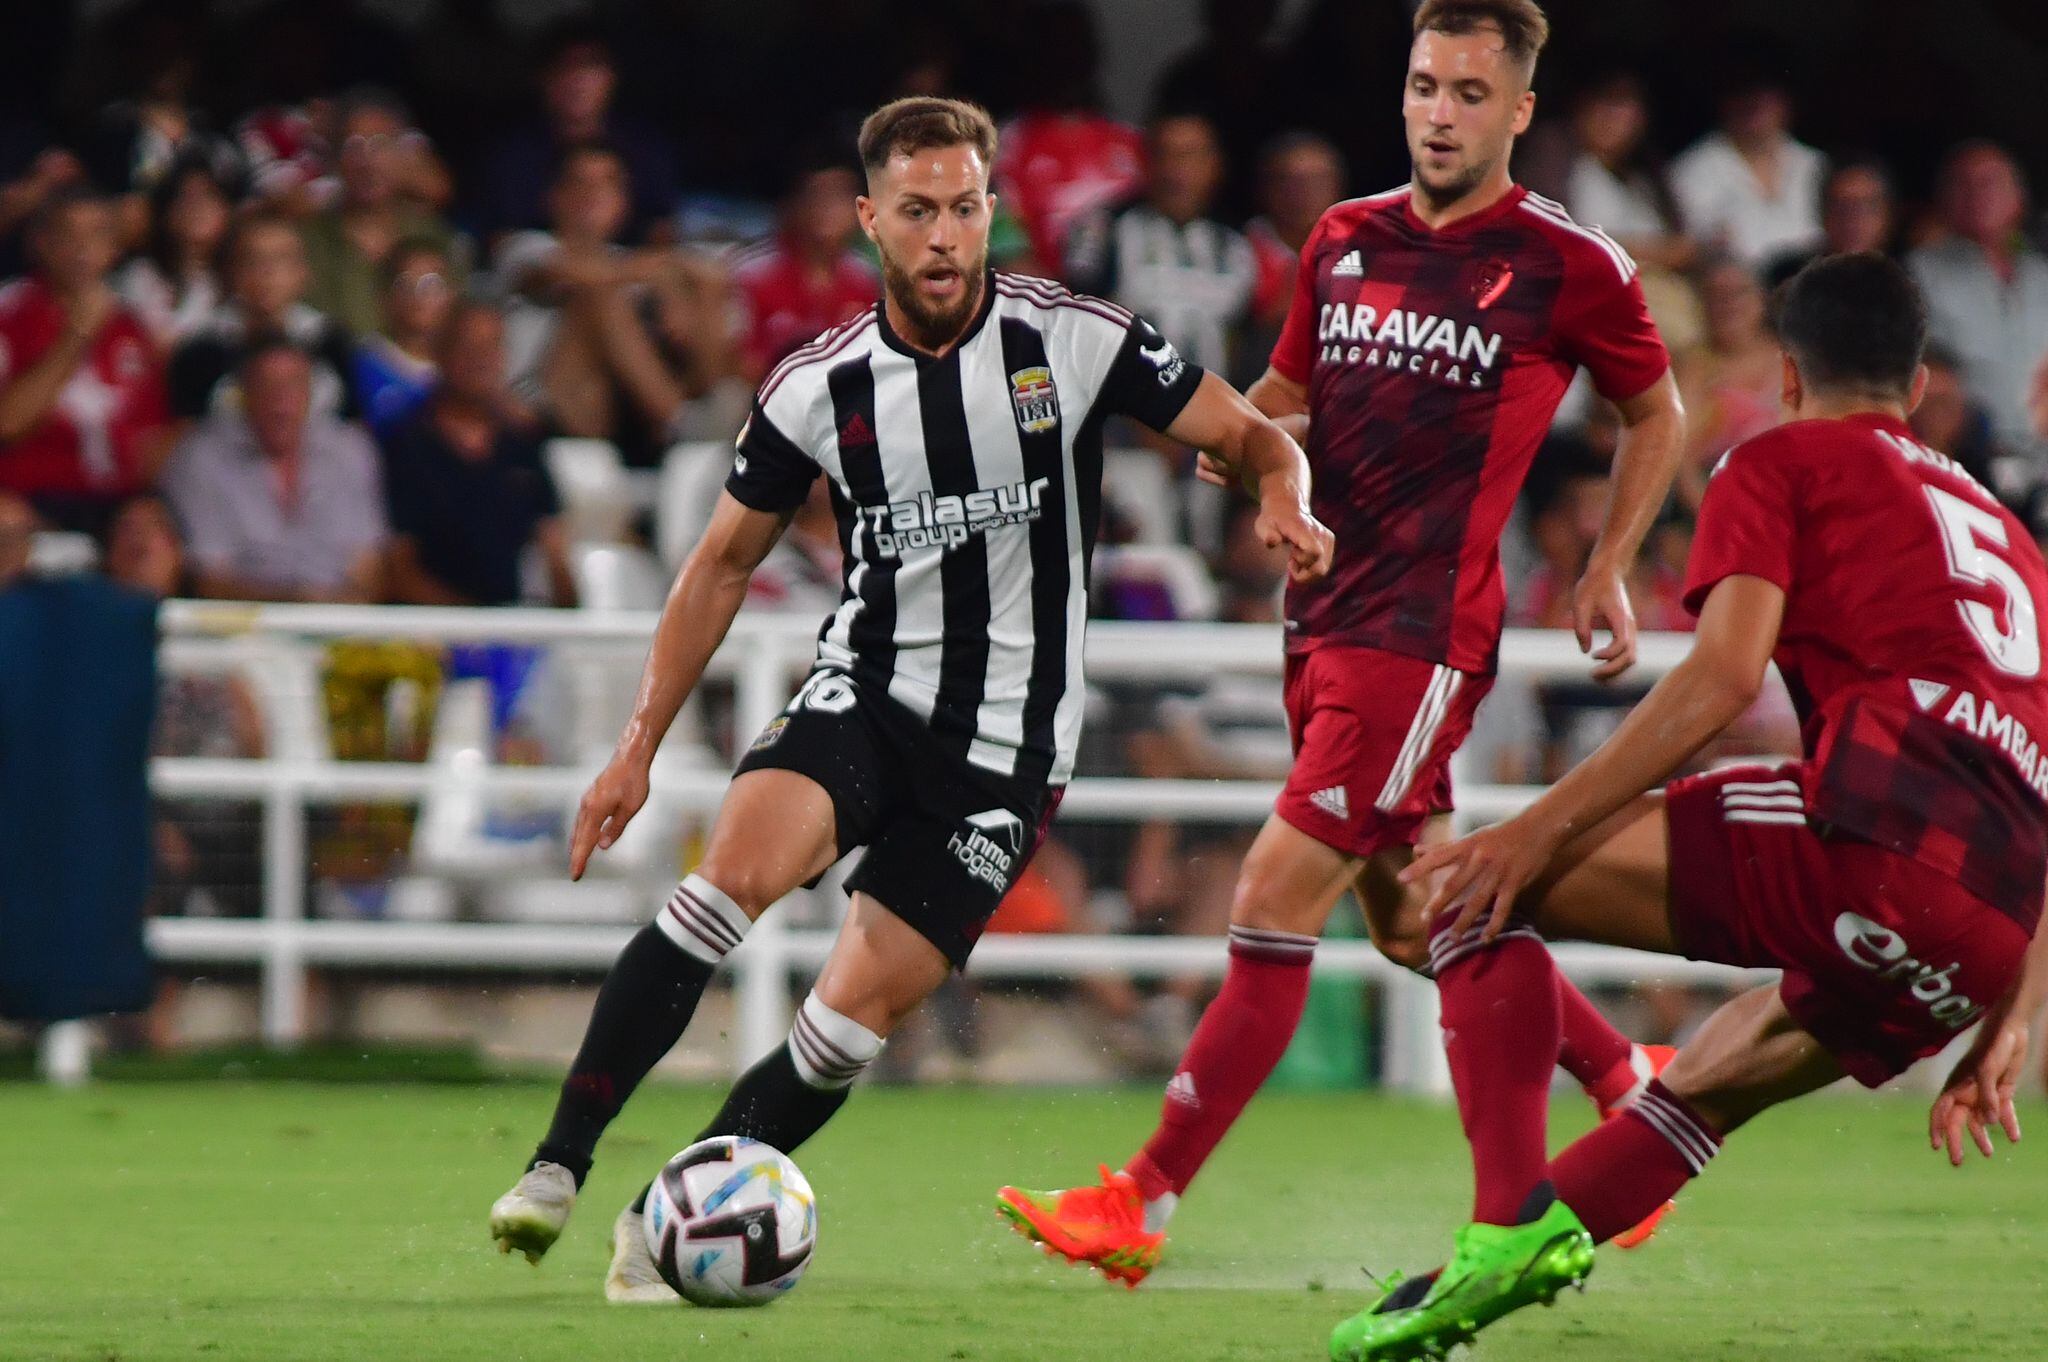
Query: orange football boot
1596 1043 1679 1248
996 1165 1165 1287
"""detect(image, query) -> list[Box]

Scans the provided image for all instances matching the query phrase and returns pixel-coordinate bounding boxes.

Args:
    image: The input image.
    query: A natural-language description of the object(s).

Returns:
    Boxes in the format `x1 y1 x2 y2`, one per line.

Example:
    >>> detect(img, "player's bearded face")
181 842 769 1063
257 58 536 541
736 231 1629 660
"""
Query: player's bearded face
864 147 994 348
1403 30 1532 209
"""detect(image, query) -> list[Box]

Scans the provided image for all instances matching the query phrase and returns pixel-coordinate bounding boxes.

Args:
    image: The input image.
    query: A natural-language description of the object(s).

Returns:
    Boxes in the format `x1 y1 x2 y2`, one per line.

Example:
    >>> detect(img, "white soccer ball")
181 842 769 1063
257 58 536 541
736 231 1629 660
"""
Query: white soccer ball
642 1136 817 1306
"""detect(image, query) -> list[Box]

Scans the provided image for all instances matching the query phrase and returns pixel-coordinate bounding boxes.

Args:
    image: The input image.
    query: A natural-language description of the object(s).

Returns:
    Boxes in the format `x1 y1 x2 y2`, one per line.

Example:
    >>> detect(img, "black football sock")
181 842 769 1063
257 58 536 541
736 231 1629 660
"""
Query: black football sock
529 924 715 1187
693 1045 854 1154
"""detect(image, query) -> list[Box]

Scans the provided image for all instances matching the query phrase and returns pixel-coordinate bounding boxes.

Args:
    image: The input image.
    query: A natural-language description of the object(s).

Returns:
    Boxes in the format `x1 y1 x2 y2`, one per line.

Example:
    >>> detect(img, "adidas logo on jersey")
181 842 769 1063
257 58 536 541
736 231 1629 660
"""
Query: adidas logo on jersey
839 412 876 447
1331 250 1364 277
1164 1071 1200 1110
1309 785 1350 820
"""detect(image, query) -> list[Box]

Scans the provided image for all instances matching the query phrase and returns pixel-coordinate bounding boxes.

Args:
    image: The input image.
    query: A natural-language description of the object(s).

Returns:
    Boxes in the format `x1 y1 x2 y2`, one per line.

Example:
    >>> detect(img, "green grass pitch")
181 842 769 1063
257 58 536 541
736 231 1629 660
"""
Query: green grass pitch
3 1078 2044 1361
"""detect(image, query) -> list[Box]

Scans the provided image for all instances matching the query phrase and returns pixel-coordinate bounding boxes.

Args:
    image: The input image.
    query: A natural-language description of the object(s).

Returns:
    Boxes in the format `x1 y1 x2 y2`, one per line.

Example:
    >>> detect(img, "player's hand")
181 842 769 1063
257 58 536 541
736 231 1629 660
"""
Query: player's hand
1195 450 1234 488
1571 562 1637 682
1257 494 1335 583
1400 814 1564 942
569 752 652 880
1930 1016 2026 1166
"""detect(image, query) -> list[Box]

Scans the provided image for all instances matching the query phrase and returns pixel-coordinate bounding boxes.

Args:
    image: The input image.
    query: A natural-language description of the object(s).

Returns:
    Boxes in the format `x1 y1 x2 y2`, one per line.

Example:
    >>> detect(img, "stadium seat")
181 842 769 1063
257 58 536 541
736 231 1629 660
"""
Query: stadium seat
544 437 636 544
570 542 669 613
656 440 733 569
1090 543 1221 621
1101 447 1177 545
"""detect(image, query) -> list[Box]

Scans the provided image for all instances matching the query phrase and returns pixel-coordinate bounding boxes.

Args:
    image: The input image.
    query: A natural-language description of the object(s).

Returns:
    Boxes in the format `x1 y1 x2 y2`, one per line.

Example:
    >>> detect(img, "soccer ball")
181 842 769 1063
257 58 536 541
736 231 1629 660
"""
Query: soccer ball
642 1136 817 1306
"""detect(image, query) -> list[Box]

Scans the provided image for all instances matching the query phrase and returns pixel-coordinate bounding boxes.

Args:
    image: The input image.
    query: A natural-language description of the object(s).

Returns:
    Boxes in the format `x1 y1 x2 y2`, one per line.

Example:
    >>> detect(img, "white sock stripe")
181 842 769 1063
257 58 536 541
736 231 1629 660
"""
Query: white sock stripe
669 888 742 950
789 1018 863 1083
792 1009 864 1074
1632 1094 1717 1172
1724 811 1809 826
1718 779 1801 796
1427 925 1542 973
658 900 731 964
1229 925 1319 946
680 874 751 941
785 991 884 1091
1639 1089 1718 1153
1719 793 1806 810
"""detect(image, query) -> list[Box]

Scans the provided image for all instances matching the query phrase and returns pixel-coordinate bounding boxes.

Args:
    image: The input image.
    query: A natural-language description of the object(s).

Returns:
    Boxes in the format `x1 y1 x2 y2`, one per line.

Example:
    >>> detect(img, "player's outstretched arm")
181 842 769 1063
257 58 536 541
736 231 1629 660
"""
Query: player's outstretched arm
1931 917 2048 1165
569 492 793 878
1575 371 1686 681
1196 366 1310 488
1166 369 1334 583
1403 573 1782 938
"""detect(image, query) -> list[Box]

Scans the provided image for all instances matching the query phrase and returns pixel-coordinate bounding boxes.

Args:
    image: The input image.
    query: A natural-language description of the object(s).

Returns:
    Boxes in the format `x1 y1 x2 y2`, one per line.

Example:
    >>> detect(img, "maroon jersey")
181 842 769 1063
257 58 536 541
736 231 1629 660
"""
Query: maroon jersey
1684 413 2048 927
1271 185 1668 670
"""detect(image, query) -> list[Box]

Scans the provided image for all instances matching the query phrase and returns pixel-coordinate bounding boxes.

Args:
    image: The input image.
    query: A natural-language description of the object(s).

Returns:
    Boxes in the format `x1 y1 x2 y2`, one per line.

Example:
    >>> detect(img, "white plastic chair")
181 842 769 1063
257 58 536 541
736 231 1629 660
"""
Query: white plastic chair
656 440 734 570
545 437 635 544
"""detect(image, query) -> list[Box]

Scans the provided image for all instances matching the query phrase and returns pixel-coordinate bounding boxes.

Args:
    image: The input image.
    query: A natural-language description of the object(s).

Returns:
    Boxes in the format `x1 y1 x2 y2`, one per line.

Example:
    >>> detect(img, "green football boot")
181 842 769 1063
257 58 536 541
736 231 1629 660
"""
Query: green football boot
1329 1199 1596 1361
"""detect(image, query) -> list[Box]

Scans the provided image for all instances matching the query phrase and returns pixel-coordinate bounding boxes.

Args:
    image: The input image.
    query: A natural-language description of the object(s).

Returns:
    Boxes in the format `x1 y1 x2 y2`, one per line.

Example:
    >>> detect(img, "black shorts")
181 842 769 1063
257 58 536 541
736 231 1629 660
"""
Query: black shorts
733 669 1063 969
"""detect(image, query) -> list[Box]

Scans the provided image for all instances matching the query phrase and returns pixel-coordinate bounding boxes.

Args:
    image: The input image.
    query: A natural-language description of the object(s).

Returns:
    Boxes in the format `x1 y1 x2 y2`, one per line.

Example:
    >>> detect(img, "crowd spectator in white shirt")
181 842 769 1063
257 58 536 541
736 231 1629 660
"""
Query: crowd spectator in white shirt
1909 140 2048 475
1668 67 1825 268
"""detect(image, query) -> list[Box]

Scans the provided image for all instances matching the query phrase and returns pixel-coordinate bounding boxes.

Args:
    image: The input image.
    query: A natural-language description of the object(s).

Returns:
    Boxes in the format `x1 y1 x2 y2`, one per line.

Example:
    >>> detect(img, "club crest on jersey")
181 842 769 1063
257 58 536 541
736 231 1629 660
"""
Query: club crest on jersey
1472 257 1514 310
1009 366 1059 434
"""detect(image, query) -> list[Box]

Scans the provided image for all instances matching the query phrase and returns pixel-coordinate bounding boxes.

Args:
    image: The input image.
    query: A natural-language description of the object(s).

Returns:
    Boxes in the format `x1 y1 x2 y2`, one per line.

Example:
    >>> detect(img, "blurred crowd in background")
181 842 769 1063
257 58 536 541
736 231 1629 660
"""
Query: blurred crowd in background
5 0 2048 1075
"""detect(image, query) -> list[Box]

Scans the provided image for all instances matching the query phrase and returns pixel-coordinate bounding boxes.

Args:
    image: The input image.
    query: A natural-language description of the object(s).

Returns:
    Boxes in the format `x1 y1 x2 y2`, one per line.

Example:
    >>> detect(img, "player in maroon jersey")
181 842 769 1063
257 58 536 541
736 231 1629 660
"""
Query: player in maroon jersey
996 0 1687 1283
1326 252 2048 1359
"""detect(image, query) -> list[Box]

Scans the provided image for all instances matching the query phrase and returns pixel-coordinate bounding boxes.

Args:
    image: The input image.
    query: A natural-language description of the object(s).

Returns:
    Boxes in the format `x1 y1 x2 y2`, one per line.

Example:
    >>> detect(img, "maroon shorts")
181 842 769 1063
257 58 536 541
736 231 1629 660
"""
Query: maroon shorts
1275 645 1492 859
1664 761 2029 1086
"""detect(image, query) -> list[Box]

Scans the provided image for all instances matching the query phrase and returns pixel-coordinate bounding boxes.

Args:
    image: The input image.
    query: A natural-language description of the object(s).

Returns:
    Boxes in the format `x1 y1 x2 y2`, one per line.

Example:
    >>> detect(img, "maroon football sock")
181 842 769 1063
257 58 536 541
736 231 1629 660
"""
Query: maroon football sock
1548 1078 1722 1242
1554 974 1636 1100
1126 926 1315 1200
1430 916 1562 1225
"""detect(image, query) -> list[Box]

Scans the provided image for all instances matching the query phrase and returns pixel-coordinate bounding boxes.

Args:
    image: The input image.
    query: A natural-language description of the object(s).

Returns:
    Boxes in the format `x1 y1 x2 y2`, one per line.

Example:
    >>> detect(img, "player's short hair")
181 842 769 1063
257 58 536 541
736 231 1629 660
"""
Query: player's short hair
1774 253 1927 400
1412 0 1550 81
857 98 998 181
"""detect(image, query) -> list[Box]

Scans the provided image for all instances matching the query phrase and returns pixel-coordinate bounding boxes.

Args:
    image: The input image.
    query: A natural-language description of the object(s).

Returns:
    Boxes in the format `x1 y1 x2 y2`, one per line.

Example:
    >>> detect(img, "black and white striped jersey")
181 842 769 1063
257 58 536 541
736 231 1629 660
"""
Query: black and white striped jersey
726 271 1206 787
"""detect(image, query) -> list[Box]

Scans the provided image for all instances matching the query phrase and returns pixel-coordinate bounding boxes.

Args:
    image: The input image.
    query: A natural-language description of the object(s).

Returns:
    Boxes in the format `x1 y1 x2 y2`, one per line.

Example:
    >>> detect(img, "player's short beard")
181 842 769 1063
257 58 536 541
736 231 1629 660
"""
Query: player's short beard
881 243 988 350
1412 151 1497 214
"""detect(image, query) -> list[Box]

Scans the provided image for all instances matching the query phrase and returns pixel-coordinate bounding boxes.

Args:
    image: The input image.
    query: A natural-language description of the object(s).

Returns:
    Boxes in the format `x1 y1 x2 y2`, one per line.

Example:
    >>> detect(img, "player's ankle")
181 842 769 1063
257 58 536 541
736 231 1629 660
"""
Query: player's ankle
1123 1153 1175 1207
1586 1044 1654 1111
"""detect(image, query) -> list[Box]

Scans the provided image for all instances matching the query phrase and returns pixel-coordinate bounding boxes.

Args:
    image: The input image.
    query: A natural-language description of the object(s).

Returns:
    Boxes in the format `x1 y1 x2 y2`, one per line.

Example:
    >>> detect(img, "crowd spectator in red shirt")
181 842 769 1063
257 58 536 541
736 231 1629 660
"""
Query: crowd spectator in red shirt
994 2 1145 279
0 189 170 531
731 155 878 383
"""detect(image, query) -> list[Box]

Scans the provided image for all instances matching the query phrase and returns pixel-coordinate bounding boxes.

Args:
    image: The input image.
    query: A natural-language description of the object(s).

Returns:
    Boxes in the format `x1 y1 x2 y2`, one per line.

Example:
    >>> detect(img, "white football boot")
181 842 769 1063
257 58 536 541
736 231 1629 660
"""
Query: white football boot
605 1204 678 1304
489 1161 577 1264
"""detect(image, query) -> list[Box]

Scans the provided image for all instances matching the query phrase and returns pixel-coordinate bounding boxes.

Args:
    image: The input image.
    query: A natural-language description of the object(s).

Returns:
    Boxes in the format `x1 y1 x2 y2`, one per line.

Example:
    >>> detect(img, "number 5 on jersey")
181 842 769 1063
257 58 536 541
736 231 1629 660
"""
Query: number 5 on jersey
1925 484 2042 678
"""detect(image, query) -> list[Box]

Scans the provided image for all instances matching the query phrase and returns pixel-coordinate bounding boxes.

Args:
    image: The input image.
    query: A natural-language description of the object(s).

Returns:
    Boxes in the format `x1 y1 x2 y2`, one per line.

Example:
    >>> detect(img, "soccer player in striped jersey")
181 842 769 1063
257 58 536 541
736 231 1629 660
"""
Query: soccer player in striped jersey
998 0 1689 1283
1331 252 2048 1360
487 95 1334 1302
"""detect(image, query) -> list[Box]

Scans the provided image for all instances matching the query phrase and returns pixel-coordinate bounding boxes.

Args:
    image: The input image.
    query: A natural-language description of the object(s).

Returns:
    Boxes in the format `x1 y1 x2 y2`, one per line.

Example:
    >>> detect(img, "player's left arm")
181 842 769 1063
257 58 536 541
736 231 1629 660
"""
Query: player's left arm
1164 369 1333 583
1403 572 1783 937
1575 370 1686 681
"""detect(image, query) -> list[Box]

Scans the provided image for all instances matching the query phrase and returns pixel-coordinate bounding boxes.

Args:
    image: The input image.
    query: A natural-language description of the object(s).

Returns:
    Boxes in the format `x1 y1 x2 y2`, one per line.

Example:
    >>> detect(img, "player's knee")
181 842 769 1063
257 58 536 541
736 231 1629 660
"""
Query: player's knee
685 860 780 919
1375 929 1432 975
1228 859 1323 938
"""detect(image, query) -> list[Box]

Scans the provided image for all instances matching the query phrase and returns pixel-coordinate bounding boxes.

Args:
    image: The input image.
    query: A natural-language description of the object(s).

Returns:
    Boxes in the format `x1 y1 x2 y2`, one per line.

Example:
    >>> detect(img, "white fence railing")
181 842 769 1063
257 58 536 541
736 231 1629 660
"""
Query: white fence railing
146 603 1752 1094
